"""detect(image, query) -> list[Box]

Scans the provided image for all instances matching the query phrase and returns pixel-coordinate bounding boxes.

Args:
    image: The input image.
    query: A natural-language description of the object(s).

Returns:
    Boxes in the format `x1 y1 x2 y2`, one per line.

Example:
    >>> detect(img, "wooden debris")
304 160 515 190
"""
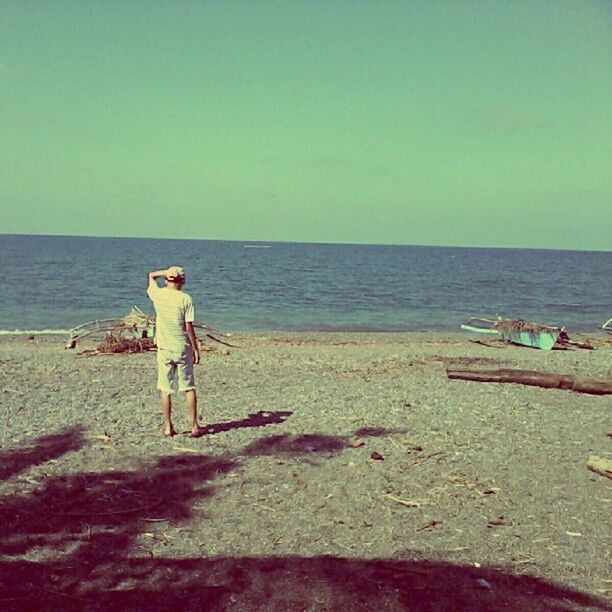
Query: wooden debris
447 368 612 396
172 445 200 454
96 331 155 354
487 516 508 527
383 493 421 508
88 434 112 442
206 333 239 348
67 305 235 351
415 519 442 532
587 456 612 480
562 338 595 350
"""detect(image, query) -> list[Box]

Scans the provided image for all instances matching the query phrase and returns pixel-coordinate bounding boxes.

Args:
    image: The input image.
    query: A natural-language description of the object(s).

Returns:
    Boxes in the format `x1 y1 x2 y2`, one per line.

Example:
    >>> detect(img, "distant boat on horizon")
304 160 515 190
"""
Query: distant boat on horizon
243 244 272 249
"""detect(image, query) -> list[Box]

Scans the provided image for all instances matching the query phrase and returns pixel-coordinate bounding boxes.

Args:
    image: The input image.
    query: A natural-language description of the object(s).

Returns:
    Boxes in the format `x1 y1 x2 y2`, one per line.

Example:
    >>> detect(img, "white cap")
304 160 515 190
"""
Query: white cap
165 266 185 281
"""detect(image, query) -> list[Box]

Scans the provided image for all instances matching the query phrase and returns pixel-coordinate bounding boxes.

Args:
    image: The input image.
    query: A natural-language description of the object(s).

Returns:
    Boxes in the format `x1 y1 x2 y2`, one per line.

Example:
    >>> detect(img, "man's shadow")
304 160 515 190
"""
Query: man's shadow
197 410 293 436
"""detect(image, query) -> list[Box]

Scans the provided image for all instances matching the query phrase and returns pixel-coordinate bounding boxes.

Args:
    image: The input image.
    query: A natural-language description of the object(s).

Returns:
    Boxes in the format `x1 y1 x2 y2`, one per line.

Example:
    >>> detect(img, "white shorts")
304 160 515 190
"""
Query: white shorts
156 347 195 394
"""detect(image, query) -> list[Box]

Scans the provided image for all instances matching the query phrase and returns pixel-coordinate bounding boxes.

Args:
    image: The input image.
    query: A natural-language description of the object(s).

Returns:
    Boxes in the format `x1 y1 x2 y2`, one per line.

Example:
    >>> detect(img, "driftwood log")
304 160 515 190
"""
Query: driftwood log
587 456 612 480
446 368 612 396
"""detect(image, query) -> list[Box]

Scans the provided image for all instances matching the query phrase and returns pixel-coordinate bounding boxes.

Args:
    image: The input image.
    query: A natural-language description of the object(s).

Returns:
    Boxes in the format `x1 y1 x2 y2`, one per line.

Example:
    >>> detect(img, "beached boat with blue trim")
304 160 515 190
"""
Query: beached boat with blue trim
461 317 564 350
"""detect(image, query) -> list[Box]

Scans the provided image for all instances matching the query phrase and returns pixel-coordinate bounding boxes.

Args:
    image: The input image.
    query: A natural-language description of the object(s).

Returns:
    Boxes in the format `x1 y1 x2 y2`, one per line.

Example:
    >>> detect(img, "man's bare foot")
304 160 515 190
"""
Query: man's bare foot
190 426 206 438
164 427 177 437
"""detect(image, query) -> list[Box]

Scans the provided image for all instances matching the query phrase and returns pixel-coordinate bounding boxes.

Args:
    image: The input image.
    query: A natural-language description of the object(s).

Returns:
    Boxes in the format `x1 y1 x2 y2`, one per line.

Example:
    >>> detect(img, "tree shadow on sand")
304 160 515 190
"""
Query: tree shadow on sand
0 427 608 611
0 426 84 481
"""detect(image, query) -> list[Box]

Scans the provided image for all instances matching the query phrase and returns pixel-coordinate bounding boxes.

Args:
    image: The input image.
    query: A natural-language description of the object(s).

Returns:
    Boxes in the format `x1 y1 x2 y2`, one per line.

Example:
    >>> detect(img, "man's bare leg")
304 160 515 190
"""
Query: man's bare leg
186 389 203 436
161 392 176 436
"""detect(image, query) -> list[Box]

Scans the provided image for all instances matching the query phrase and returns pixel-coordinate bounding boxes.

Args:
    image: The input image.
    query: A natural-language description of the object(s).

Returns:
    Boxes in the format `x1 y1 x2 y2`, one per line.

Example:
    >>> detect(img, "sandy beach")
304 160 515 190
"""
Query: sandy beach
0 331 610 611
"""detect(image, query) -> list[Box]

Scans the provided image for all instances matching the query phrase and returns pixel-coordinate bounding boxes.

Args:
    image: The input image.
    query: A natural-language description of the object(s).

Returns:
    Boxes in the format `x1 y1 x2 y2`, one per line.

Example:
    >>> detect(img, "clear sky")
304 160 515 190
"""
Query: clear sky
1 1 610 250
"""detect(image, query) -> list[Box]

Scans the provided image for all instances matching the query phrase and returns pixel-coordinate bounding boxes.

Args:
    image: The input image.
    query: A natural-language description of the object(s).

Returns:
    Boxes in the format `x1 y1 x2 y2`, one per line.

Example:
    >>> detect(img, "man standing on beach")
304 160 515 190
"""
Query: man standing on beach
147 266 203 437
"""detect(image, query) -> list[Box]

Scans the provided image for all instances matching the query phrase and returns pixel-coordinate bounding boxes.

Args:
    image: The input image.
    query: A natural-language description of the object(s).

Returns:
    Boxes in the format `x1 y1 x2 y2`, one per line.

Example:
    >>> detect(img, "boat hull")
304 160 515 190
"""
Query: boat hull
498 329 560 350
461 318 562 350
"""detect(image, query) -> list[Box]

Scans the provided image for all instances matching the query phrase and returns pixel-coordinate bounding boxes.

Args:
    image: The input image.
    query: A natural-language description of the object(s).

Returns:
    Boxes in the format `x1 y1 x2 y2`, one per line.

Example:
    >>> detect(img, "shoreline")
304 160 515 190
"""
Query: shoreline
2 328 610 338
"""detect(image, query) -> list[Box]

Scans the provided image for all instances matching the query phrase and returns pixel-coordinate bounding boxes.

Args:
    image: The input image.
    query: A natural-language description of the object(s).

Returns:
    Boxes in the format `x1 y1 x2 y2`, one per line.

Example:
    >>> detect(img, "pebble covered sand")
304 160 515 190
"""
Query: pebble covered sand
0 332 611 611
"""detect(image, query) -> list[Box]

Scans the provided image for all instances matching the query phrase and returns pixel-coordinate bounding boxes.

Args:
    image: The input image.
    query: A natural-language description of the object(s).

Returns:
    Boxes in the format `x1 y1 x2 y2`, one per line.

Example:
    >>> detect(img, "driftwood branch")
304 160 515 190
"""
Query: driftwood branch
587 456 612 480
564 339 596 350
205 333 239 348
447 368 612 396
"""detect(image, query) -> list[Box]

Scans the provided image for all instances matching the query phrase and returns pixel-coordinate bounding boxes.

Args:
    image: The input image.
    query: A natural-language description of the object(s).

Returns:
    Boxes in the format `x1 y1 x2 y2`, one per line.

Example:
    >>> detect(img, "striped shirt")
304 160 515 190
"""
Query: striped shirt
147 282 195 352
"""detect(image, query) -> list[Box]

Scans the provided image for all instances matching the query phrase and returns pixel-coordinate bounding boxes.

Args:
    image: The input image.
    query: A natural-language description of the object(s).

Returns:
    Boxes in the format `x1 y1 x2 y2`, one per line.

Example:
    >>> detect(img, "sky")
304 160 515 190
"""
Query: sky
0 0 610 250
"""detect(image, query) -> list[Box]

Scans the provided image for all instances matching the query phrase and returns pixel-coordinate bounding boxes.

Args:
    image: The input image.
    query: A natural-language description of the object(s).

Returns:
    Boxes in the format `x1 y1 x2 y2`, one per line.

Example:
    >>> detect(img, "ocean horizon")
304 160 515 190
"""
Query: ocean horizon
5 232 612 252
1 234 610 334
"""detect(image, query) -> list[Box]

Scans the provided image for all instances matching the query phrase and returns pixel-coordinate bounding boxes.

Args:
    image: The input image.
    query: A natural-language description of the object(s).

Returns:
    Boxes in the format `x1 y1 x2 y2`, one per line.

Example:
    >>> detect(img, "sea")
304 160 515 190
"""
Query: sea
0 234 610 334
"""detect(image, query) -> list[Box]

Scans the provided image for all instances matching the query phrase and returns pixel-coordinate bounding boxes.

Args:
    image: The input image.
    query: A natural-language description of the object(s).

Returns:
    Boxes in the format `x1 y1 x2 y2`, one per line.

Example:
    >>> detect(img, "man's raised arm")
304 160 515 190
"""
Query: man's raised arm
148 269 168 287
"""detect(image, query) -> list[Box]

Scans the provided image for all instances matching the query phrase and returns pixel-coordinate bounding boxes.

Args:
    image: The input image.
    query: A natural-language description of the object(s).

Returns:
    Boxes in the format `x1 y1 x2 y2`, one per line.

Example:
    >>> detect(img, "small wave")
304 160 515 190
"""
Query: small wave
547 302 609 314
0 329 70 336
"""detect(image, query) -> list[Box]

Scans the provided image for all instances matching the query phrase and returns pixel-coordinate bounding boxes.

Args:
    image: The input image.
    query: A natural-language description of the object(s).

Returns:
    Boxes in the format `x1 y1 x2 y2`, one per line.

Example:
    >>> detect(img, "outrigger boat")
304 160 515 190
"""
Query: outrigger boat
461 317 564 350
602 318 612 334
66 306 231 349
65 306 153 349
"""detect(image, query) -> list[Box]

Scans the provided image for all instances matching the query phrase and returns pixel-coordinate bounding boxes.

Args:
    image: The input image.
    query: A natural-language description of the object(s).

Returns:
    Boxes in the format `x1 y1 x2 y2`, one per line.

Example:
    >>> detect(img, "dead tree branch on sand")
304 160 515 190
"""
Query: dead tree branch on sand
447 368 612 396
